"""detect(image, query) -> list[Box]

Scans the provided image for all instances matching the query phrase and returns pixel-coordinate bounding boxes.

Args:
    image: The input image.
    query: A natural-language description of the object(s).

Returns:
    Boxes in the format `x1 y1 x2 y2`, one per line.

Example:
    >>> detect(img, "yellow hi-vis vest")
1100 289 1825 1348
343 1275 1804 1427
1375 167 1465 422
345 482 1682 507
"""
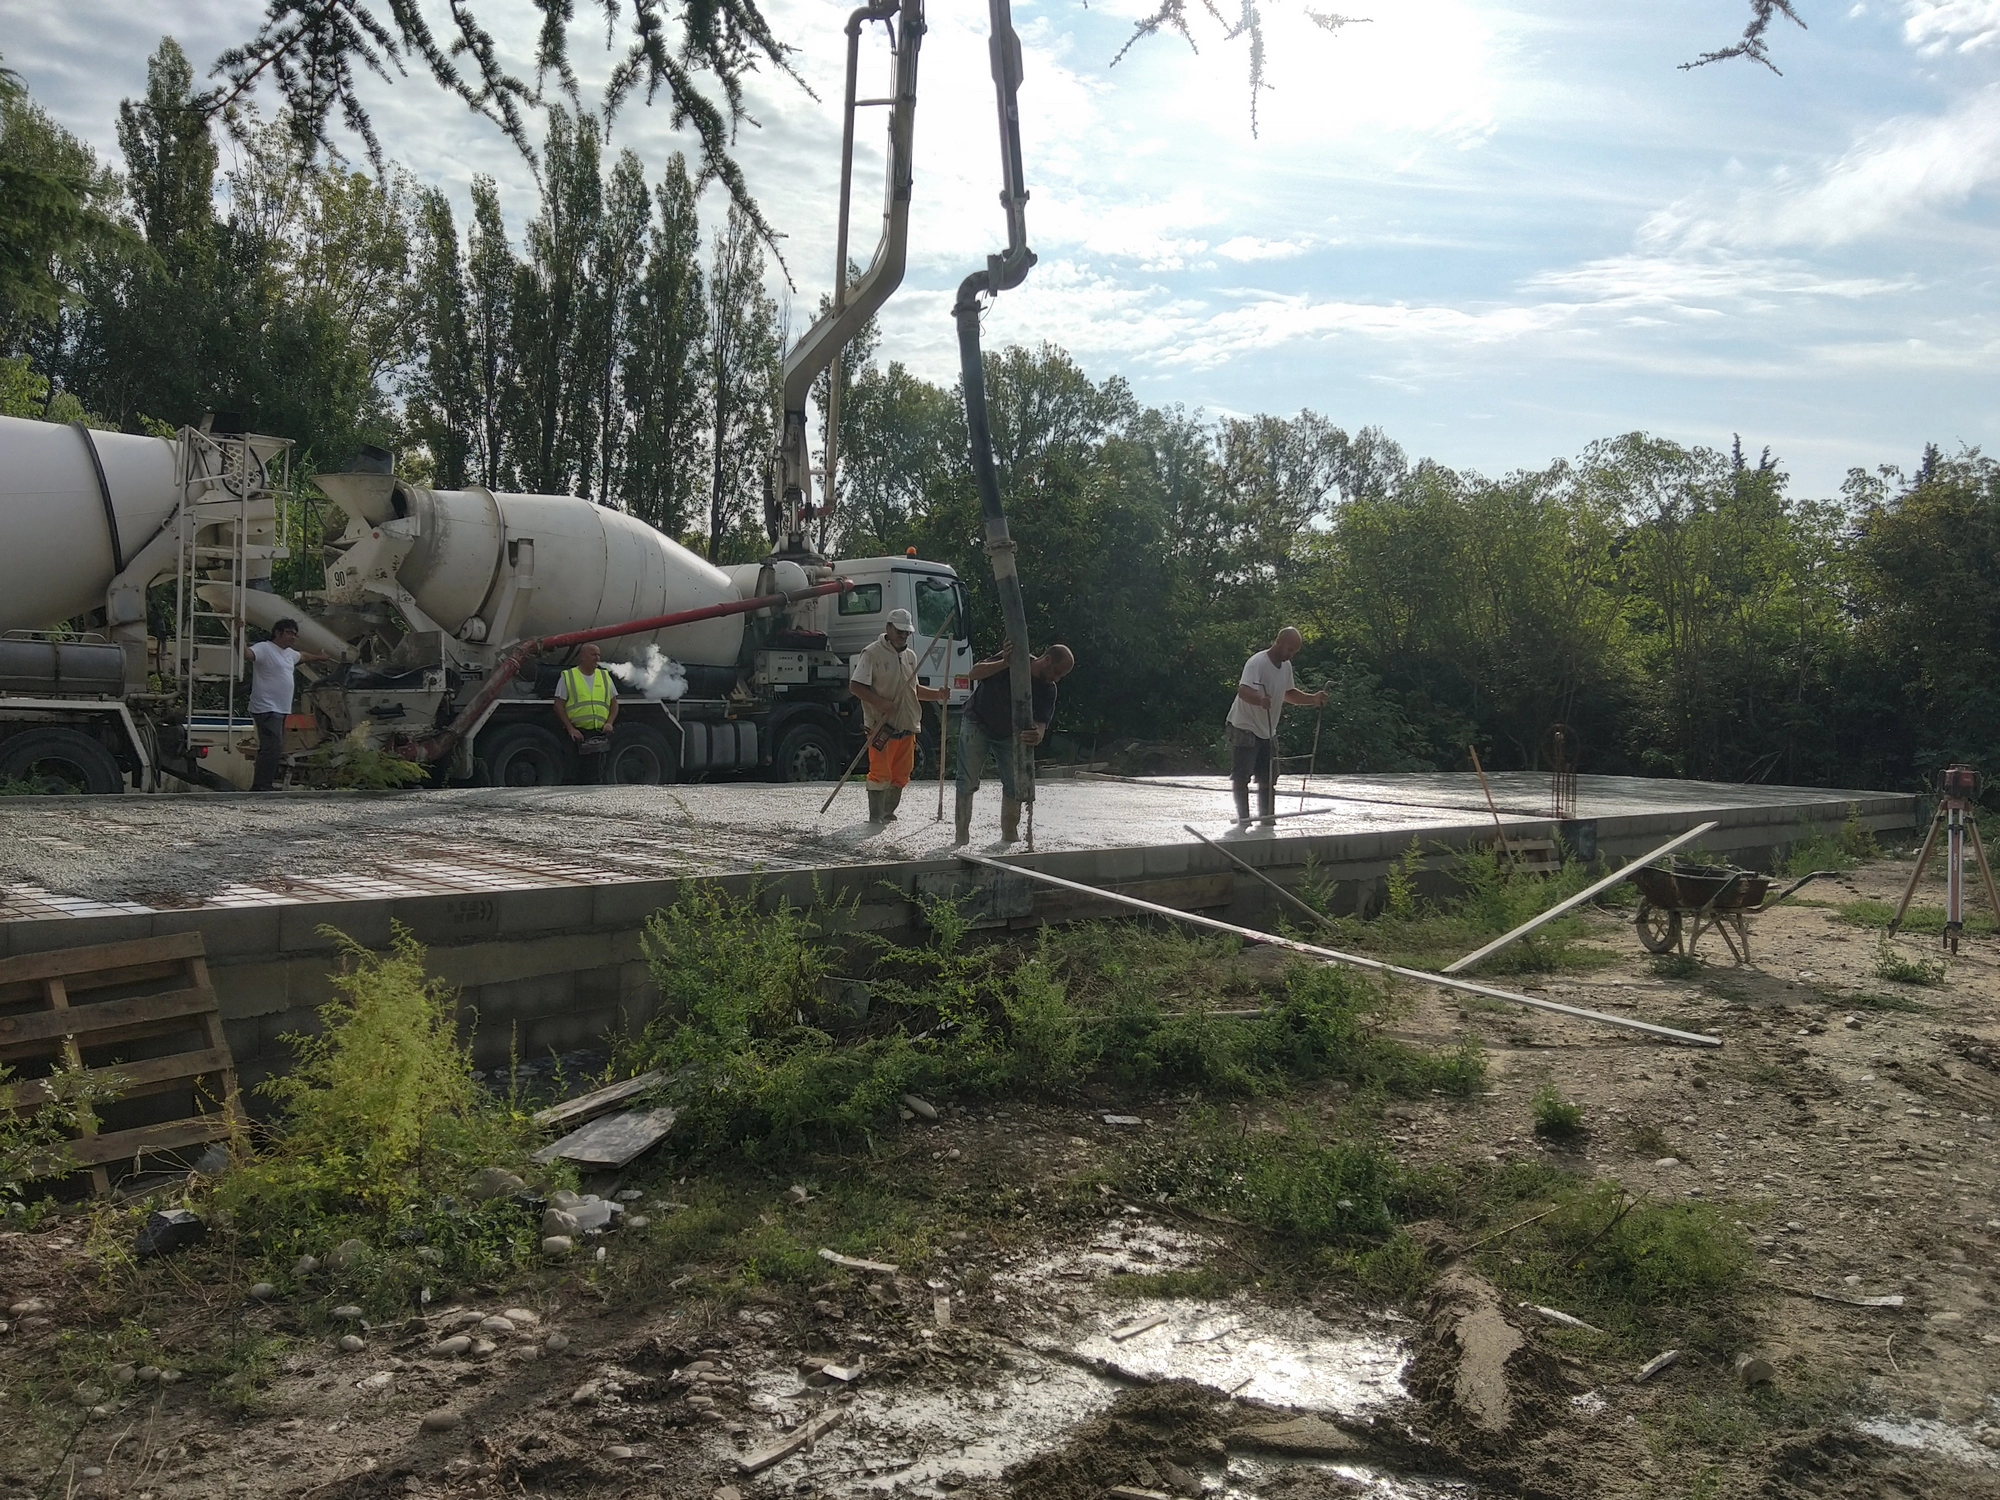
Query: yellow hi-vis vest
561 665 615 732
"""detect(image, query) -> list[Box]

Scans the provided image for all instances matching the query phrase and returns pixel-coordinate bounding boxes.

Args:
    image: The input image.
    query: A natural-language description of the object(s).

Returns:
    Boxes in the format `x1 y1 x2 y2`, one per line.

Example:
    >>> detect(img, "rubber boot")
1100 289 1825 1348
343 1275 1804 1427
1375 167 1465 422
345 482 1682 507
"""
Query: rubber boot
1000 796 1022 844
867 789 887 823
885 784 902 820
953 791 973 846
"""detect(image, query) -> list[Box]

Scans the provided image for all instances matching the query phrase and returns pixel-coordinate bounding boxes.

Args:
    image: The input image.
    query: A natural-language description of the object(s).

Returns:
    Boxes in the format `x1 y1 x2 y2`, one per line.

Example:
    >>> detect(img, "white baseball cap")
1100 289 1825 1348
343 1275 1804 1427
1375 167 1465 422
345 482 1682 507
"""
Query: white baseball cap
887 608 915 631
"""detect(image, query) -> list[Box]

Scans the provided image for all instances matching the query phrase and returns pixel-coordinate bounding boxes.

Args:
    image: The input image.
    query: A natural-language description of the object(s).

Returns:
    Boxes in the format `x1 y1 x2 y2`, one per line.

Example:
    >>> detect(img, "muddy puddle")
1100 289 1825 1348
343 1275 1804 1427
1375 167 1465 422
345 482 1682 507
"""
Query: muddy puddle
719 1214 1473 1497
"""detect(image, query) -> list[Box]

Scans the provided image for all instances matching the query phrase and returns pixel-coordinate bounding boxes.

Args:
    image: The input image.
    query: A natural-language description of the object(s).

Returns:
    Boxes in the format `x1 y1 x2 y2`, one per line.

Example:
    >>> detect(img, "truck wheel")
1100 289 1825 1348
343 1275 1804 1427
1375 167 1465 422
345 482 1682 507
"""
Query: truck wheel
0 727 126 794
606 722 675 785
475 723 569 787
773 721 842 782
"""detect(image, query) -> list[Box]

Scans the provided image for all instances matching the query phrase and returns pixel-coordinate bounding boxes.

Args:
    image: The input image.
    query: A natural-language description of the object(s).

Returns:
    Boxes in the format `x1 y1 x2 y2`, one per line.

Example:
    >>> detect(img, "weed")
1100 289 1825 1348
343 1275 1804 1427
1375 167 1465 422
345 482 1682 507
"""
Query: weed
1385 837 1424 921
0 1059 119 1206
626 884 1485 1163
1328 841 1608 974
0 776 41 796
1651 951 1702 981
1625 1122 1676 1158
1779 808 1875 878
1531 1086 1586 1140
1873 940 1946 986
298 723 429 789
214 925 540 1294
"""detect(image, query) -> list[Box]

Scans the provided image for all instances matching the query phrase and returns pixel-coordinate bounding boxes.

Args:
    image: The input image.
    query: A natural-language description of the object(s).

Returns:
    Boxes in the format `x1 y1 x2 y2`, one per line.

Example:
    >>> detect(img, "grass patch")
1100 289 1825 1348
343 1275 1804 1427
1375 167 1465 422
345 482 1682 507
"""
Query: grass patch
1837 899 1996 936
1531 1085 1586 1140
1834 989 1928 1013
1104 1265 1240 1300
1471 1181 1751 1355
1650 951 1702 981
1873 940 1946 986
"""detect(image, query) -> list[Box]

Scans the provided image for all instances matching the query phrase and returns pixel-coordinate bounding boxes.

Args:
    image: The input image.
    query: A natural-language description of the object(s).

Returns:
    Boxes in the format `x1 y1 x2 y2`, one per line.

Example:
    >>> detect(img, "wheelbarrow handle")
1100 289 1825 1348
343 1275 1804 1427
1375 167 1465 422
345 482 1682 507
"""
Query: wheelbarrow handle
1754 869 1838 912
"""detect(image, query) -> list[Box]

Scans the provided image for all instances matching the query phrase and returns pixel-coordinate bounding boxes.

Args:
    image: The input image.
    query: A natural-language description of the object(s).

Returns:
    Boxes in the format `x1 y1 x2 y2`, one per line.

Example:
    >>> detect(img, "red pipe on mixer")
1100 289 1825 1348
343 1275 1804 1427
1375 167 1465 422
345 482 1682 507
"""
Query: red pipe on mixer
410 578 852 763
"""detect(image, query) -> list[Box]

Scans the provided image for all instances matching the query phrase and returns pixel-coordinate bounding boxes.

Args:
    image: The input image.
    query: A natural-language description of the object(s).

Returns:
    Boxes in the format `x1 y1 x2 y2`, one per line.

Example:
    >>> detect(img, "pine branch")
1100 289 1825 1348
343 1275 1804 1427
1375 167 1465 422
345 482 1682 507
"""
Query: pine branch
1683 0 1807 75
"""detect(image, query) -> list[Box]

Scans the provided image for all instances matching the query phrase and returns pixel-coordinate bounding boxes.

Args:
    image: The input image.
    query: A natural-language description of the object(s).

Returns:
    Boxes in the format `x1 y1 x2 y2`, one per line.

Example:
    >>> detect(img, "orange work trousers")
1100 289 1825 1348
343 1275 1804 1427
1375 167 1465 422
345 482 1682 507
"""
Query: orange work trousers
866 732 917 789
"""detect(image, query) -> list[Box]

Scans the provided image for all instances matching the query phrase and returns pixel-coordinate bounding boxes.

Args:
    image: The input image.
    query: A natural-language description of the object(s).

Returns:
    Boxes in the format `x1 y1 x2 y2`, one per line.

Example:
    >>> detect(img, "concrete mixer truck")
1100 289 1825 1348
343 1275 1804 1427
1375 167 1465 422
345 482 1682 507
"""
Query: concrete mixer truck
0 413 973 792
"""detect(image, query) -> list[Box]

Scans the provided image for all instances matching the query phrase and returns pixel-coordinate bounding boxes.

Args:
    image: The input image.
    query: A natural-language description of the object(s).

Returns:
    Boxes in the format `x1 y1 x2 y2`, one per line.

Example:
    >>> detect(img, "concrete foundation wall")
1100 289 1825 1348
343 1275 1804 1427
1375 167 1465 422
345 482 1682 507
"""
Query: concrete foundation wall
0 791 1917 1092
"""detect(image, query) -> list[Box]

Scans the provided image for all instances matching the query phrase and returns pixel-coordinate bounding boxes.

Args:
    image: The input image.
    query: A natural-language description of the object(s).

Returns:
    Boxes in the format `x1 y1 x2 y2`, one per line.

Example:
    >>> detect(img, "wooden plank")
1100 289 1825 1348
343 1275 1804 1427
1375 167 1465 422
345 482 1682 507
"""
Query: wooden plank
530 1107 677 1168
0 959 189 1007
532 1069 668 1131
0 932 204 987
187 955 248 1135
0 1048 234 1111
0 987 217 1053
59 1113 234 1169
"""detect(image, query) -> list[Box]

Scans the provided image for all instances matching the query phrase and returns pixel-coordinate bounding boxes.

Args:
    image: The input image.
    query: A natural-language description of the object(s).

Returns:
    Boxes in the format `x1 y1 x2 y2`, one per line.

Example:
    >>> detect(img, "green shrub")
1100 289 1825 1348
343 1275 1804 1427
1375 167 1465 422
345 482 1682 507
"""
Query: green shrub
1531 1085 1586 1139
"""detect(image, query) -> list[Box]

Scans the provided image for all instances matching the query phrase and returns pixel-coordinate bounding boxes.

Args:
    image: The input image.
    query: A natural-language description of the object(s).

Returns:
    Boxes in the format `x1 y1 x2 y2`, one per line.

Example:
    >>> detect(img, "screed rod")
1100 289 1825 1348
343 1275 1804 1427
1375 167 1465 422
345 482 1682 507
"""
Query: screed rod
956 851 1722 1047
1441 820 1720 975
1183 824 1333 932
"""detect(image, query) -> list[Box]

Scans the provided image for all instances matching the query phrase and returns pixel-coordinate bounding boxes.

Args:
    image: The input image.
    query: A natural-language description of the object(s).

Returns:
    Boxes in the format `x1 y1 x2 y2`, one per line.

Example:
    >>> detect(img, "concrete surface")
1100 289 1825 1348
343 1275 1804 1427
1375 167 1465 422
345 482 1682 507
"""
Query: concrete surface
0 773 1918 1088
0 771 1910 915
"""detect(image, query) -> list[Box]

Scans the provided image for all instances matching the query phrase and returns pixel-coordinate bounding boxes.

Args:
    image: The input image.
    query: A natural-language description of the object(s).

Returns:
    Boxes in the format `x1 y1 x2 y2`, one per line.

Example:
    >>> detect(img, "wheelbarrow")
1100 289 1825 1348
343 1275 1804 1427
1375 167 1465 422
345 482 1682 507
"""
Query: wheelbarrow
1631 859 1835 964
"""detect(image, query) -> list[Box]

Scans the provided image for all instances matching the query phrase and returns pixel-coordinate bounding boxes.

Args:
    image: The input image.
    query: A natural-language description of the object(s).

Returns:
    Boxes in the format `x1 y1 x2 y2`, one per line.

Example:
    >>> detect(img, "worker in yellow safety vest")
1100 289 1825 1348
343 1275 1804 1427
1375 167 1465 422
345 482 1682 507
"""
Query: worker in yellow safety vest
553 642 620 783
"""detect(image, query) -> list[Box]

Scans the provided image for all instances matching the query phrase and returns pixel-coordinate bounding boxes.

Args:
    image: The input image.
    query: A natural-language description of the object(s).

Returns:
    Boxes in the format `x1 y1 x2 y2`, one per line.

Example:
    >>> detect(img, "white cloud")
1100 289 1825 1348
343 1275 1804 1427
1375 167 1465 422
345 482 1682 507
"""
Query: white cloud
1214 235 1312 261
1643 85 2000 249
1904 0 2000 52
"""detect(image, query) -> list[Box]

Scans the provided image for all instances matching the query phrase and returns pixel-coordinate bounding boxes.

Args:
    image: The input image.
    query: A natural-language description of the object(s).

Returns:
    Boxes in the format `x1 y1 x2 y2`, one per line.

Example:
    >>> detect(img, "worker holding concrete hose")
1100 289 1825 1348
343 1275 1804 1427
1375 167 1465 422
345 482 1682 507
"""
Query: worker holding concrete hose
1228 626 1326 825
955 640 1074 845
553 643 620 783
848 608 948 822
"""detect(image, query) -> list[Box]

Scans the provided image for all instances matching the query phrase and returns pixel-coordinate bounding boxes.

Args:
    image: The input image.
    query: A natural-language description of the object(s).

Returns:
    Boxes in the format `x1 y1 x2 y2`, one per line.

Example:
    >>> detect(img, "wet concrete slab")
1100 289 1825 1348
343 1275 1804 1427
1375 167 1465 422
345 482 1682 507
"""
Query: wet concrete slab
0 771 1913 917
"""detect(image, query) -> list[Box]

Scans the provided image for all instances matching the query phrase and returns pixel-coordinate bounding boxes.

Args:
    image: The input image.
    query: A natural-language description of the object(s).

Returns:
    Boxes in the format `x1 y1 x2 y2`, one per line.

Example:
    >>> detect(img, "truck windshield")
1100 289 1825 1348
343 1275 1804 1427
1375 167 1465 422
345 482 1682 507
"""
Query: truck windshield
915 577 959 637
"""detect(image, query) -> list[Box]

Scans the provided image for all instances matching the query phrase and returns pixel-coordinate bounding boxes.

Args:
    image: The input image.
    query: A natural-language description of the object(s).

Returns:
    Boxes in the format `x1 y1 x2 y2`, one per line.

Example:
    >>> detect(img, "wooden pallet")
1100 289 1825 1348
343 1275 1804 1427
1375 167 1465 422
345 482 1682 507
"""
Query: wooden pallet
0 932 246 1194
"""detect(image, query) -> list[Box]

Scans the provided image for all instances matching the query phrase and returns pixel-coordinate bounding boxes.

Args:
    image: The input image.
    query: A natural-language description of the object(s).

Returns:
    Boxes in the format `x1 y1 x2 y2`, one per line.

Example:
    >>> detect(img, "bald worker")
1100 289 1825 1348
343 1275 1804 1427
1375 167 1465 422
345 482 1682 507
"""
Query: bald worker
1226 626 1326 825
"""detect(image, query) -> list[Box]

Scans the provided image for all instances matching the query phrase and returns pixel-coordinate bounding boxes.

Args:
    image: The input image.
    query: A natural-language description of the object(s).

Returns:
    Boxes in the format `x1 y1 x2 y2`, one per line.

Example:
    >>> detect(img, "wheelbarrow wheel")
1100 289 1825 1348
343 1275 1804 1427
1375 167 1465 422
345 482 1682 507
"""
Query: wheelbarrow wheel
1635 899 1681 955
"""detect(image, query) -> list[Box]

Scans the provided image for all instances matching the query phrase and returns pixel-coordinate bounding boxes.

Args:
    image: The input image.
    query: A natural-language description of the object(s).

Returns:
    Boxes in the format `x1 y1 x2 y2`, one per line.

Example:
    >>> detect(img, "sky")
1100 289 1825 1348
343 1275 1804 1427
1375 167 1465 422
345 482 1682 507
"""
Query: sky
4 0 1998 494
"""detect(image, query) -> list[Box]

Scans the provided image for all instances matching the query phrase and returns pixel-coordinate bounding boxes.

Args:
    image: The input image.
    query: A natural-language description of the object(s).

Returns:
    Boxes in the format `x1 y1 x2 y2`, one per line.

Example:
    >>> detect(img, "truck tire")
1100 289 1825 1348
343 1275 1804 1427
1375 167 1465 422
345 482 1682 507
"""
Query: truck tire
475 723 569 787
772 721 842 782
0 726 126 794
605 722 675 785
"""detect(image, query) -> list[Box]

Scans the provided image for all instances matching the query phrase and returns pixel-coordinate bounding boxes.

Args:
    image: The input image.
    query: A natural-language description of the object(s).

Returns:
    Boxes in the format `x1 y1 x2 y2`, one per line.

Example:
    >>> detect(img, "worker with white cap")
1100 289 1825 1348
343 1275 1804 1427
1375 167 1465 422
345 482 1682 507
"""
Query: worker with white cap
847 606 947 822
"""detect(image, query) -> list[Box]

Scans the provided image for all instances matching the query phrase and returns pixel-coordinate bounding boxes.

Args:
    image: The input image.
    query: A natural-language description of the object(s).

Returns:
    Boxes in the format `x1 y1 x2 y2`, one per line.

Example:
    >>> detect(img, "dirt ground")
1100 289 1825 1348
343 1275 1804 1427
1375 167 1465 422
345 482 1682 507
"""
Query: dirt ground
2 849 1998 1500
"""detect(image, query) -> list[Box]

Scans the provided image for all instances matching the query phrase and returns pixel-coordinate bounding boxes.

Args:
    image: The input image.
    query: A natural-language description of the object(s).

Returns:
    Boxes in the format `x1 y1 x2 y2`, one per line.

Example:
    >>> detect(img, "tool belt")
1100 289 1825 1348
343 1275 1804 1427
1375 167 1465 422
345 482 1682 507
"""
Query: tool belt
578 735 610 756
869 725 917 751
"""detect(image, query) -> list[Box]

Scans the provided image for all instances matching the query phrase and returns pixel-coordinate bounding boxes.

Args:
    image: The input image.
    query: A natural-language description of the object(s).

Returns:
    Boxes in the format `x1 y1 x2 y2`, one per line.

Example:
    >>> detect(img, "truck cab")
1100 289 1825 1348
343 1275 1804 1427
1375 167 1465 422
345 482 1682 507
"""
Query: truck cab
813 555 975 704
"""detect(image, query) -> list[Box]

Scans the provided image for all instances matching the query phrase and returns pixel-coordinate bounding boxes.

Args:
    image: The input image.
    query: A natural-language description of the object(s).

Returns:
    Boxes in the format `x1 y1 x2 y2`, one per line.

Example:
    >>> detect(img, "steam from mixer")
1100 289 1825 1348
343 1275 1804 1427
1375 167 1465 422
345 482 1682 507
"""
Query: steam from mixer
607 645 688 702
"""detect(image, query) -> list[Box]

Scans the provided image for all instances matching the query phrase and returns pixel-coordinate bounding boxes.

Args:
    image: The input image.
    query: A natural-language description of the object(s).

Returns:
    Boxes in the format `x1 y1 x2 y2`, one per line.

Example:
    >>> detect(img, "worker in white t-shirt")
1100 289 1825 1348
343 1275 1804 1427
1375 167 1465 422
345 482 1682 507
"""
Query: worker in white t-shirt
243 619 334 792
1226 626 1326 825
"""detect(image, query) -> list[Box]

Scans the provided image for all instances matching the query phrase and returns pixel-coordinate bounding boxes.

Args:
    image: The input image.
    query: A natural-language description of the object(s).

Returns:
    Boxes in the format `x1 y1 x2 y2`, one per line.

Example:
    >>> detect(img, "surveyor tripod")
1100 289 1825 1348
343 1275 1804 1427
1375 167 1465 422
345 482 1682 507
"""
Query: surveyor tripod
1888 763 2000 954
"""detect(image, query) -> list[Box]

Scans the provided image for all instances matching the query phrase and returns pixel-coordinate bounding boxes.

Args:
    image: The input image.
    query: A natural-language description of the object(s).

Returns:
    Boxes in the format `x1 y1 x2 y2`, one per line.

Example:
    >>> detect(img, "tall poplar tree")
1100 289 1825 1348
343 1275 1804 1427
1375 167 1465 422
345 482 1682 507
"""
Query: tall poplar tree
701 204 779 560
404 186 476 487
465 176 516 490
620 153 706 536
582 149 650 507
512 107 601 495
